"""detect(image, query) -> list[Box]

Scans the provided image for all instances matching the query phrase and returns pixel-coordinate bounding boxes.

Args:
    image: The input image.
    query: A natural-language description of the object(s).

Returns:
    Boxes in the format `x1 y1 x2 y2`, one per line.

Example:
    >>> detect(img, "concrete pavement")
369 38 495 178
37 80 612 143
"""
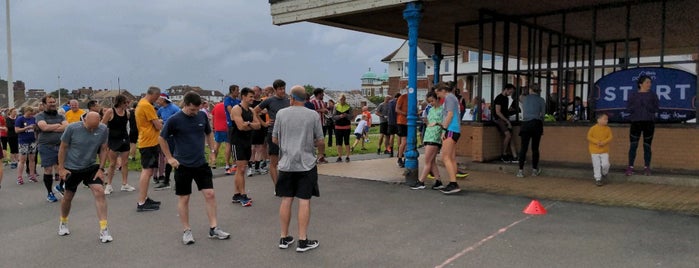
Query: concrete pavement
0 156 698 267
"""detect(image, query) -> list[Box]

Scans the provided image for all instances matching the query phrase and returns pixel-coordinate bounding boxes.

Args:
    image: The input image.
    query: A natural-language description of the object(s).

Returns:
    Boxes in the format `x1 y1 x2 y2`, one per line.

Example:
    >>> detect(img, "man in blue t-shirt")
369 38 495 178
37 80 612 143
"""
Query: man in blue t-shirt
223 85 240 174
154 93 180 189
159 92 231 245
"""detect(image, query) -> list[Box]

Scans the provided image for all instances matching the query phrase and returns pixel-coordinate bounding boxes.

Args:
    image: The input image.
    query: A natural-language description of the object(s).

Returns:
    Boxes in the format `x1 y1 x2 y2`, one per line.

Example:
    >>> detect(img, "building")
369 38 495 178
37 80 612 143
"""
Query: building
166 85 225 103
360 68 389 97
91 89 137 107
26 89 47 99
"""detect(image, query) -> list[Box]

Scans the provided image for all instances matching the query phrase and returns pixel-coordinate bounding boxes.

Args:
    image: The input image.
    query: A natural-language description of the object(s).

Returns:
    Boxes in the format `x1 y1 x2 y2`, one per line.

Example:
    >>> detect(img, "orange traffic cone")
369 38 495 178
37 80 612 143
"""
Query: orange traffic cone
523 200 547 215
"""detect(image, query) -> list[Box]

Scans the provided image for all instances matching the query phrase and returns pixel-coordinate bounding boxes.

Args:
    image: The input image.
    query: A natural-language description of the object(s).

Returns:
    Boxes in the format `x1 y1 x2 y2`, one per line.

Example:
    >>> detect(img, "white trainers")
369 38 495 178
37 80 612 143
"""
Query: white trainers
183 229 195 245
516 170 525 178
58 223 70 236
208 226 231 240
99 228 113 243
104 184 114 195
120 184 136 192
246 168 254 177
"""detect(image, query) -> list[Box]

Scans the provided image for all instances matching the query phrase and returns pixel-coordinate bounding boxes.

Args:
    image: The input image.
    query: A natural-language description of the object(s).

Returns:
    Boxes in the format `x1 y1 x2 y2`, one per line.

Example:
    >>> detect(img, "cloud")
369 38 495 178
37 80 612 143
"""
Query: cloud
0 0 404 94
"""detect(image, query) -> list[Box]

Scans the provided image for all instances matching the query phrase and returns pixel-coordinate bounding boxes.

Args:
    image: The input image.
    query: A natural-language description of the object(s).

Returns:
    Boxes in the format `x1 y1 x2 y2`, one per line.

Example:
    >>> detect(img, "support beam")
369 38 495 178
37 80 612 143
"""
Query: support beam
402 1 422 185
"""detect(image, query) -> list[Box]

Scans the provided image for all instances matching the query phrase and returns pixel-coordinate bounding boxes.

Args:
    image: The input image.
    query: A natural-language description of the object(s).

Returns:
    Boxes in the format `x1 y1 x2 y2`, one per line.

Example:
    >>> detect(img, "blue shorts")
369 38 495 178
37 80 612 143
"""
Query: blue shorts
38 144 60 167
214 131 228 143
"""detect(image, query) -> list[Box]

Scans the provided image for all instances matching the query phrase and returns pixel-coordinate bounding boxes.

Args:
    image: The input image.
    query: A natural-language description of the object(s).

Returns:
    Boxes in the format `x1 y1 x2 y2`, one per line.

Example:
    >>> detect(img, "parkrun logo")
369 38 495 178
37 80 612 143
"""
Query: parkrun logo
593 67 697 123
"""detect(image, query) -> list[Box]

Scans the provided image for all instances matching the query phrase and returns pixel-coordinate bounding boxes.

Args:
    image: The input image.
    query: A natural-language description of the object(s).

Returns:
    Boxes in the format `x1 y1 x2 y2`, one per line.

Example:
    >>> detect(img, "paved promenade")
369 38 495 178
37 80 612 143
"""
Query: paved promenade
1 155 697 267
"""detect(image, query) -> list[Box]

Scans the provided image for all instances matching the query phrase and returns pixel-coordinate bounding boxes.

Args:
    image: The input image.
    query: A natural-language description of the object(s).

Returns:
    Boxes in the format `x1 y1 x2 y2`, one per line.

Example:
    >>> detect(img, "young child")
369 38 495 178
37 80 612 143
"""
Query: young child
587 113 613 186
352 115 368 151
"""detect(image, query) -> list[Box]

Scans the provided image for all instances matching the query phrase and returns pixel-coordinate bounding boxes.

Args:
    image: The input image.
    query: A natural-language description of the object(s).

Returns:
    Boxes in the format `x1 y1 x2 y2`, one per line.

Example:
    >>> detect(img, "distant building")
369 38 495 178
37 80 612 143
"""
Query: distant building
166 85 225 103
91 89 137 107
26 89 47 99
360 68 389 97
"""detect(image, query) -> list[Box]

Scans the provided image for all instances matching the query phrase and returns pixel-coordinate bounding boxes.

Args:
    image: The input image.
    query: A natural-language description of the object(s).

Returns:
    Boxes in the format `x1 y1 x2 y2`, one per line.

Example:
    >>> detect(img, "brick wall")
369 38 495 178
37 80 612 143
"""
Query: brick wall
459 123 699 171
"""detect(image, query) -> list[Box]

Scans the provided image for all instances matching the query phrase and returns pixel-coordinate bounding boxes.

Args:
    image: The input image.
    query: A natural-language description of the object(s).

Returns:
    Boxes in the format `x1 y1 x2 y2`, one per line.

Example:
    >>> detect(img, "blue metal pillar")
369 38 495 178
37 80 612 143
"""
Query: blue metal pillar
403 1 422 184
432 43 443 86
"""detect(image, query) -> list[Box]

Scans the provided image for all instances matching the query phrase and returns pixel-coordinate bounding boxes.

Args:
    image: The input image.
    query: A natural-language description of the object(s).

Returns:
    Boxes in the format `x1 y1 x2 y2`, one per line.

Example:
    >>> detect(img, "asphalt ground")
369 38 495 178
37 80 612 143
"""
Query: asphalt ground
1 161 698 268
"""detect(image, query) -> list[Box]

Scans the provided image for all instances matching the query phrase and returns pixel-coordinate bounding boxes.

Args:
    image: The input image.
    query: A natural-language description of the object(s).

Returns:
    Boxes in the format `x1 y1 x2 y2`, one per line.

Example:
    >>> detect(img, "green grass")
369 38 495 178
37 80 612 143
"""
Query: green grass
124 126 422 171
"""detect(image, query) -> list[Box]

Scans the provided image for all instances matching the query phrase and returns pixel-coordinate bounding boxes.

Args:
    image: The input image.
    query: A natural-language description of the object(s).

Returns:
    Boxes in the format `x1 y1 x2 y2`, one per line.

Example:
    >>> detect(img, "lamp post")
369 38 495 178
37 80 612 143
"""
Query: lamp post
6 0 14 108
402 2 422 185
57 75 61 104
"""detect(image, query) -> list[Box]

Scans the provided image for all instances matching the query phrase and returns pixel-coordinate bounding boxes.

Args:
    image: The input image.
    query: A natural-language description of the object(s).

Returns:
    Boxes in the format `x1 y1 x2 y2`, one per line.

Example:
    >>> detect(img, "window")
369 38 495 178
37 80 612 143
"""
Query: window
443 59 451 73
468 50 502 62
403 61 427 78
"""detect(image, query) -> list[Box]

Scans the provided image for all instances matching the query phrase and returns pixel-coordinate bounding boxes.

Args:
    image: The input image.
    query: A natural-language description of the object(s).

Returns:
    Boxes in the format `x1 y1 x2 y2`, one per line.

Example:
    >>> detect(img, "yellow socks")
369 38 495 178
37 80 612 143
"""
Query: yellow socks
60 217 68 224
99 220 108 230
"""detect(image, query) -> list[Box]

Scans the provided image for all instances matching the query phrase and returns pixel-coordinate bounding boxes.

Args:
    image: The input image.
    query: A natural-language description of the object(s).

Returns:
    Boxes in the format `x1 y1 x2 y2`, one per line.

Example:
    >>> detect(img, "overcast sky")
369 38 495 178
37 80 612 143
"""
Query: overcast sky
1 0 403 94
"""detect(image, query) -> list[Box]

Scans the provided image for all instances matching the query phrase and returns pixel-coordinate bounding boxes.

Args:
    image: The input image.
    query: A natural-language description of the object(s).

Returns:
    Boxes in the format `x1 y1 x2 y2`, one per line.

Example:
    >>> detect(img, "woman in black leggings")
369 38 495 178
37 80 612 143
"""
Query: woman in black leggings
625 75 659 176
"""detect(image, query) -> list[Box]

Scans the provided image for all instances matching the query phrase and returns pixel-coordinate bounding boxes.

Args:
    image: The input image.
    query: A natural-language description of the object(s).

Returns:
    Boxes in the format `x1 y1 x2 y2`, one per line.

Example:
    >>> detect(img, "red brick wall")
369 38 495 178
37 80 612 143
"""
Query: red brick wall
459 123 699 171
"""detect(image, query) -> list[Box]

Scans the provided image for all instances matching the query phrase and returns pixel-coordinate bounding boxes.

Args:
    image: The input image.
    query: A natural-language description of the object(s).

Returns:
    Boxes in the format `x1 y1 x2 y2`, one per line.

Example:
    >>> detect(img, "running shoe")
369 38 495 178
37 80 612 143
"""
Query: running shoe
137 201 160 212
516 170 525 178
440 182 461 194
336 157 342 163
231 193 242 203
256 168 268 175
643 166 651 176
146 197 161 205
624 166 634 176
409 181 425 190
58 223 70 236
154 182 171 191
240 195 252 207
183 229 195 245
317 157 328 164
47 192 58 203
29 174 38 183
279 236 295 249
595 179 604 187
208 227 231 240
431 180 445 190
456 172 469 178
246 168 254 177
296 239 319 252
345 157 350 163
99 228 113 243
120 184 136 192
55 184 65 195
17 176 24 185
104 184 114 195
532 168 542 176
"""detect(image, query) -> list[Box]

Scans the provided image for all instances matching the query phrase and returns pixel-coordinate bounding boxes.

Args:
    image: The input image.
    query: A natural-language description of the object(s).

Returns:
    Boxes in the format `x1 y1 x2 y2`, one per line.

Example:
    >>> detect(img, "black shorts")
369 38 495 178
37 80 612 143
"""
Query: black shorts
334 129 350 146
7 136 18 154
65 164 103 193
379 122 388 135
108 138 130 152
387 124 397 135
266 132 279 155
129 131 138 144
275 166 319 200
424 141 442 150
251 128 267 145
397 124 408 137
494 119 512 134
232 143 252 162
444 131 461 142
139 146 160 169
174 163 214 196
354 133 363 139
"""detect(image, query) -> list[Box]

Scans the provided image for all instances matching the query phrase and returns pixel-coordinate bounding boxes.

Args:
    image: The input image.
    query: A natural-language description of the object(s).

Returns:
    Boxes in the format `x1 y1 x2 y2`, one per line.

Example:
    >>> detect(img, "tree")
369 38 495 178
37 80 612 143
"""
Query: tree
50 88 70 103
303 84 326 97
368 96 385 105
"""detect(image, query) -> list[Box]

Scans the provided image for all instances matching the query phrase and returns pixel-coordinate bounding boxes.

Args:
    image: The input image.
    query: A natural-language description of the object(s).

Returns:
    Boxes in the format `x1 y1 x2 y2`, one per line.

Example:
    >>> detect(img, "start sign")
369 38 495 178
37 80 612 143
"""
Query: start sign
593 67 697 123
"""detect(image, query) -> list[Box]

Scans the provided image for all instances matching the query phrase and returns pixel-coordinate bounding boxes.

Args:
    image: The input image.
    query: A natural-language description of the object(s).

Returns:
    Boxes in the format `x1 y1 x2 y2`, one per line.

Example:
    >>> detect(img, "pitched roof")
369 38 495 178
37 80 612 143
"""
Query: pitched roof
381 40 457 62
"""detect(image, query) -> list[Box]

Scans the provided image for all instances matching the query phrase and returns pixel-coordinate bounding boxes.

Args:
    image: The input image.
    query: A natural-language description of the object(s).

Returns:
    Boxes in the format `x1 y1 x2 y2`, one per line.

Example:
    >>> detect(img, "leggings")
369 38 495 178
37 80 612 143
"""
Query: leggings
323 125 334 147
628 121 655 167
518 120 543 170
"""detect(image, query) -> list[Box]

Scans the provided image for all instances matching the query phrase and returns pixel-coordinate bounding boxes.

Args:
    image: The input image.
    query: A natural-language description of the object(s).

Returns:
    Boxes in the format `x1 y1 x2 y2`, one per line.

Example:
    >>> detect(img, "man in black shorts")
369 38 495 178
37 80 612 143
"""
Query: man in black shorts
254 79 289 187
159 92 231 245
230 88 262 207
57 112 112 243
492 84 518 163
249 86 268 177
273 85 324 252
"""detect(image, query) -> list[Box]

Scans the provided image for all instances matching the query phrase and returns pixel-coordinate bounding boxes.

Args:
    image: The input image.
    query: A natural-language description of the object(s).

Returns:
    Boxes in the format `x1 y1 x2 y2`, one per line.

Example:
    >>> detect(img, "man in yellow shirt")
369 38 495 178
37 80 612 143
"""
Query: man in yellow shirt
64 100 85 123
135 86 164 211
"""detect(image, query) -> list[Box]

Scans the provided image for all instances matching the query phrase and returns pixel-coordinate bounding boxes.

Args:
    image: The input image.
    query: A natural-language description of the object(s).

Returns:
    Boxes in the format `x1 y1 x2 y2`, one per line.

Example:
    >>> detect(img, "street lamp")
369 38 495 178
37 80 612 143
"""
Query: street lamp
6 0 14 108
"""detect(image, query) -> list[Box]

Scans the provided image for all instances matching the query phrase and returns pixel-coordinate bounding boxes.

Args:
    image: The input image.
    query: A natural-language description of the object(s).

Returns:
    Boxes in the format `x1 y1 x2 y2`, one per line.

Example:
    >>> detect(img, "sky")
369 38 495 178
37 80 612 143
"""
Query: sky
0 0 404 94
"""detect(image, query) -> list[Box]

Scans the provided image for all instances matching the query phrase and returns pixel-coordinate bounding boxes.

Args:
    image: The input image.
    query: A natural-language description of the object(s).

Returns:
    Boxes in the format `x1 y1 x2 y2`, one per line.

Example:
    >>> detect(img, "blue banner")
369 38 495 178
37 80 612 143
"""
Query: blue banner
593 67 697 123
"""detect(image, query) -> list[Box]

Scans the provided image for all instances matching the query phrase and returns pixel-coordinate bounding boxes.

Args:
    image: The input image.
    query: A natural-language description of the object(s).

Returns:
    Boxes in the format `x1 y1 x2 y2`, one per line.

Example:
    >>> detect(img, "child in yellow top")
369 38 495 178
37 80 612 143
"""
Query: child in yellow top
587 113 613 186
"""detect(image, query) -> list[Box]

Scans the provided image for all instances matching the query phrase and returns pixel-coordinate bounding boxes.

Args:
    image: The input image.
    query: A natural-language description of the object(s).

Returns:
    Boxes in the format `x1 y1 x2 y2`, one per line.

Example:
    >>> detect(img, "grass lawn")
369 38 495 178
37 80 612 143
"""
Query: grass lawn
124 126 423 171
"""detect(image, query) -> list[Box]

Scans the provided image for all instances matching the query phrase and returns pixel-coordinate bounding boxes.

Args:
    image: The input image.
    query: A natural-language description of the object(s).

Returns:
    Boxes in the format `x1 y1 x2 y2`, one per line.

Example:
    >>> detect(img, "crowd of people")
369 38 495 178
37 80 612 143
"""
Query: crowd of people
0 75 660 249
